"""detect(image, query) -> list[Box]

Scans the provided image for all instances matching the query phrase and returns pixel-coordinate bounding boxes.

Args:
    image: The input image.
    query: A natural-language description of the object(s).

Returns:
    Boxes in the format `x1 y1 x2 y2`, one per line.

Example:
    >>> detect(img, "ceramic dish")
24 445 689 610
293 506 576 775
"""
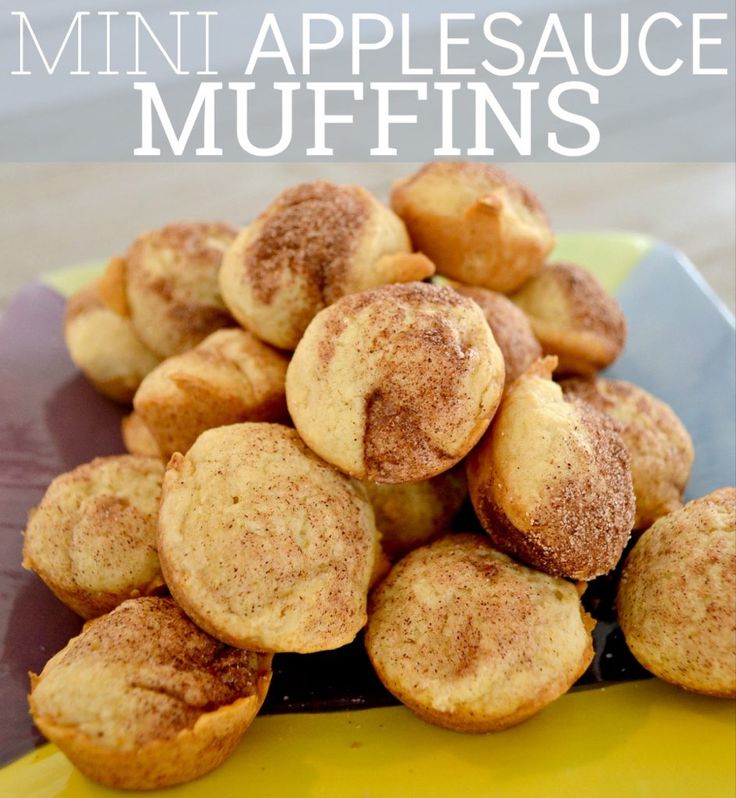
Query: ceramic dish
0 232 734 797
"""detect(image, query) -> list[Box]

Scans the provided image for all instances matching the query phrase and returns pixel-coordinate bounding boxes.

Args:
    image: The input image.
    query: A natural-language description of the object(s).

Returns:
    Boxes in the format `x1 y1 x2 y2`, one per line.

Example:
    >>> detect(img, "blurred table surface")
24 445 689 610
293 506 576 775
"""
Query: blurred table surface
0 162 733 313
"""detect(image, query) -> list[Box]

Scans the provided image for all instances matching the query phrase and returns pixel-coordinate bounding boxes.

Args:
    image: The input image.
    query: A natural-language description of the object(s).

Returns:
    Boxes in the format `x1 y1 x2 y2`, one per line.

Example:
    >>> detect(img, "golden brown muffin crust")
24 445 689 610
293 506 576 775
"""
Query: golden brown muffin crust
401 161 547 217
510 262 626 375
618 488 736 697
477 400 634 579
287 282 505 483
365 535 593 732
391 162 553 294
447 280 542 385
551 262 625 342
29 597 273 789
64 282 161 403
158 423 378 653
133 328 289 459
97 256 131 317
126 222 236 357
220 182 433 351
467 357 635 580
561 377 694 528
22 455 165 618
245 181 369 306
472 163 544 216
121 412 163 459
33 598 270 743
364 467 467 560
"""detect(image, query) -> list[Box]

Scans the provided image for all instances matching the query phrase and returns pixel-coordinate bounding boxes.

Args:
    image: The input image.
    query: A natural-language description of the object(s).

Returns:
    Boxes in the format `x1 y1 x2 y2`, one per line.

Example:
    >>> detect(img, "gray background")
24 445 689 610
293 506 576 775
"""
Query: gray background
1 2 733 309
1 161 733 313
1 0 734 161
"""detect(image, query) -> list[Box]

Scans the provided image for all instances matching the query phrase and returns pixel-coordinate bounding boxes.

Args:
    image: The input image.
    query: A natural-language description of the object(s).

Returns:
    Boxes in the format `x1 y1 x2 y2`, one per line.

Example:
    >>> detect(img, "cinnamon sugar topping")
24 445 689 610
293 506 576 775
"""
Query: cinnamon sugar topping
245 182 369 305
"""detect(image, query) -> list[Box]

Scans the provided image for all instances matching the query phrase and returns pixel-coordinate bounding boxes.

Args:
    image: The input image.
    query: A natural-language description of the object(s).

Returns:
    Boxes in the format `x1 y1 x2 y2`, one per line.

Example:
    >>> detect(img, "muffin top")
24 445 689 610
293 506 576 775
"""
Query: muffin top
467 357 635 580
561 377 694 528
393 162 547 218
64 282 160 402
390 162 554 293
158 423 378 653
23 455 165 618
122 412 162 459
219 181 433 350
618 488 736 697
30 597 273 749
366 534 593 730
363 467 467 560
286 282 505 483
133 327 288 458
125 222 236 358
510 262 626 375
447 281 542 385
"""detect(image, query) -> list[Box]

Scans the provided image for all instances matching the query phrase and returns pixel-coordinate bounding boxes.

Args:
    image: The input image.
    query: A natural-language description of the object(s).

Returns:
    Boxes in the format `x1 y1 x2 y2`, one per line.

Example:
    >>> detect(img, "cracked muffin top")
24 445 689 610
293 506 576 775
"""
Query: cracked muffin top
29 597 273 749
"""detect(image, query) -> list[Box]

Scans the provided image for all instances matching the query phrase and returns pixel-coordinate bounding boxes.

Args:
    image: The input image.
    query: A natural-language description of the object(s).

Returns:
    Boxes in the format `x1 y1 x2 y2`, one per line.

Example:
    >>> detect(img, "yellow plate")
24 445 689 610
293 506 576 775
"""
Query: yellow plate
3 231 733 798
4 681 734 798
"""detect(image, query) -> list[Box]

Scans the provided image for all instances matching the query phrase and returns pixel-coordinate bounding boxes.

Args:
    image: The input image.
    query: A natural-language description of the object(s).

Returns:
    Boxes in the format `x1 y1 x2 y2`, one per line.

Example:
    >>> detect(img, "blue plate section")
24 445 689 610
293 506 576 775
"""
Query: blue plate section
609 243 736 499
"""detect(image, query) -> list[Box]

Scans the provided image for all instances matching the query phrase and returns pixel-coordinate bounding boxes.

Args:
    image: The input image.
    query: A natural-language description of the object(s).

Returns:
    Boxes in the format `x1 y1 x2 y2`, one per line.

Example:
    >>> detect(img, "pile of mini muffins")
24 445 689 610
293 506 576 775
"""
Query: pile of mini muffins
23 163 735 790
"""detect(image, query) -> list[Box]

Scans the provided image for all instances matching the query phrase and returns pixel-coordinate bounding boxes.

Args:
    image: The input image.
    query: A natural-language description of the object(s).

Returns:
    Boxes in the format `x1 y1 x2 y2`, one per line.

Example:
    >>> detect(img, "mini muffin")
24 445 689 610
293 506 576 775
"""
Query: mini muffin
364 467 468 560
23 456 165 619
467 357 635 580
365 535 594 732
122 412 162 459
509 262 626 375
391 162 554 293
64 282 160 403
133 328 289 460
29 597 272 790
219 181 435 350
124 222 236 357
561 377 694 529
446 280 542 385
618 489 736 697
286 282 505 483
158 423 378 653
